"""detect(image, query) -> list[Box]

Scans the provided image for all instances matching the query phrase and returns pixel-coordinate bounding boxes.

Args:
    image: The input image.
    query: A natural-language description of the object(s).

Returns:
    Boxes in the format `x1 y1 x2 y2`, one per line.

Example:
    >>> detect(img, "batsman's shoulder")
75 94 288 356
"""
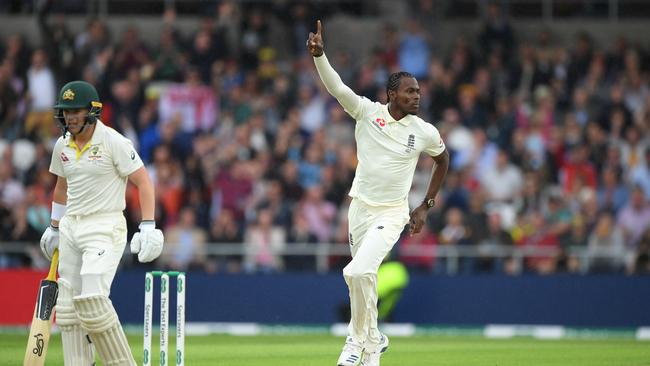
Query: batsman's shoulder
53 134 67 150
105 124 137 146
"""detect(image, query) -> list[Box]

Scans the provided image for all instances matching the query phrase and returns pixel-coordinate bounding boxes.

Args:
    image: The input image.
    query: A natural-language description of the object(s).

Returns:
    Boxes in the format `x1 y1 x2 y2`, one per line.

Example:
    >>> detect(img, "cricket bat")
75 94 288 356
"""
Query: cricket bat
23 249 59 366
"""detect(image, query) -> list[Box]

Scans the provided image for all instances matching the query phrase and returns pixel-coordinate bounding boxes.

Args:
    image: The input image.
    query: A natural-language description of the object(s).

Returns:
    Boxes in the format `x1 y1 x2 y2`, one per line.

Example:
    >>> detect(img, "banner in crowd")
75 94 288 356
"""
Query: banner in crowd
158 83 218 133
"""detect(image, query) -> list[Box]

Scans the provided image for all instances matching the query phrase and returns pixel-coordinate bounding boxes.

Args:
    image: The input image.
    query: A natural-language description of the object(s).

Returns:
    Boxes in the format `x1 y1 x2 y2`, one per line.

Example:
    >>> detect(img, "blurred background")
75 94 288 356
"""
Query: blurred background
1 0 649 333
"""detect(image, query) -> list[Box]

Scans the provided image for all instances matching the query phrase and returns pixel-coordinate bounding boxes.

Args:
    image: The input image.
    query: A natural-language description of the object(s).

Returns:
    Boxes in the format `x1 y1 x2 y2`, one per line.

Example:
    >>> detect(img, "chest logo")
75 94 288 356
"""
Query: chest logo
60 152 70 163
405 134 416 153
88 145 102 161
373 117 386 128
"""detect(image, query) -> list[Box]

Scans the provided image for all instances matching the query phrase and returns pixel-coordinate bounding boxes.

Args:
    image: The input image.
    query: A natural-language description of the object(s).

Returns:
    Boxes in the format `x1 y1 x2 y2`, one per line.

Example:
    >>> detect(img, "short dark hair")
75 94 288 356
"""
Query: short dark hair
386 71 414 101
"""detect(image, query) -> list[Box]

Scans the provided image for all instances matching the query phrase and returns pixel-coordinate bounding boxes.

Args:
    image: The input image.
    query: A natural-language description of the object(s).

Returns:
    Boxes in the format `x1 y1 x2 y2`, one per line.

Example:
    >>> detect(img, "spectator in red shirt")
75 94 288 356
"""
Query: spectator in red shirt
560 144 597 194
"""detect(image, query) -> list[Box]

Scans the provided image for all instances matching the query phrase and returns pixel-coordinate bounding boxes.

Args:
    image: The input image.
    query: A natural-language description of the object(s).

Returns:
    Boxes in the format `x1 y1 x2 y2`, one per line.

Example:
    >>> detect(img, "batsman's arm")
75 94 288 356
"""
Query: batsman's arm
128 166 155 221
51 176 67 228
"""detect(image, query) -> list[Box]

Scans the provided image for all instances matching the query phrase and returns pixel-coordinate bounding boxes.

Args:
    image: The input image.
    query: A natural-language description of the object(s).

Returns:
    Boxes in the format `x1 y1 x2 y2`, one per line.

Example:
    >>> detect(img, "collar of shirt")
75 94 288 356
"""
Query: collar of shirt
65 120 105 147
384 104 412 126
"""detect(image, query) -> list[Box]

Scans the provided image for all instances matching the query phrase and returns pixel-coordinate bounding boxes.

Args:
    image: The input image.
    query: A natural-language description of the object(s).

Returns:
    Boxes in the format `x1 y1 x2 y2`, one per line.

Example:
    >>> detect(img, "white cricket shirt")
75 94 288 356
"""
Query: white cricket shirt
49 120 144 216
347 100 445 206
313 54 445 207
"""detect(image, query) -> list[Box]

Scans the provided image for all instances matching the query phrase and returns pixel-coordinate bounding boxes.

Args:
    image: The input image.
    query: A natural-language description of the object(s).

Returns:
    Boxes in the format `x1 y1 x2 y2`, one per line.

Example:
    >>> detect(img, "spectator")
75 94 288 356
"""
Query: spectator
597 165 629 213
398 224 437 272
299 185 337 243
151 26 184 82
479 2 515 61
398 20 430 79
24 49 56 142
588 211 625 272
458 85 487 129
619 125 648 174
112 26 149 77
0 61 19 139
442 108 474 170
298 143 323 188
522 212 560 274
439 207 469 246
255 179 292 229
161 207 207 271
285 212 319 271
209 208 244 273
244 207 286 272
629 148 650 198
480 149 524 204
559 144 598 195
617 186 650 250
0 157 25 210
476 210 514 273
441 170 470 212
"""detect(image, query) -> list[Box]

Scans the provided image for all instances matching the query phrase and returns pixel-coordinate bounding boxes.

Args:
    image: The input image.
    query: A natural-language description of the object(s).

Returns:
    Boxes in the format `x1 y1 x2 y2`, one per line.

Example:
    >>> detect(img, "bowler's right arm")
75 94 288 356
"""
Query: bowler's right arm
307 20 363 118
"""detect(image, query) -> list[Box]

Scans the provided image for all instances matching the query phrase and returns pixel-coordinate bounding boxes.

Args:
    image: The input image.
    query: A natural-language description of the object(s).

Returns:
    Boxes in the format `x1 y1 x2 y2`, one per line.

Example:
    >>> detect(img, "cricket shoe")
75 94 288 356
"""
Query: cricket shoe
337 336 363 366
360 333 389 366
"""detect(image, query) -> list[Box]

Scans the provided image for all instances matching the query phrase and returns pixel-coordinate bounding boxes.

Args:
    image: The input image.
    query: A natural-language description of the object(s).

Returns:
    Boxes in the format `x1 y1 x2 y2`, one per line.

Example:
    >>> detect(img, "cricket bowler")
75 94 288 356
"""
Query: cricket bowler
307 21 449 366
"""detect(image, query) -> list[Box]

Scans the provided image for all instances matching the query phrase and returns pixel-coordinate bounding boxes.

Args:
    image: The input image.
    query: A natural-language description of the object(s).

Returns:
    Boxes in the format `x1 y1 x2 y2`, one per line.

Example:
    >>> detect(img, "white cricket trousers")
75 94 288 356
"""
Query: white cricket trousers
344 198 409 351
58 211 127 297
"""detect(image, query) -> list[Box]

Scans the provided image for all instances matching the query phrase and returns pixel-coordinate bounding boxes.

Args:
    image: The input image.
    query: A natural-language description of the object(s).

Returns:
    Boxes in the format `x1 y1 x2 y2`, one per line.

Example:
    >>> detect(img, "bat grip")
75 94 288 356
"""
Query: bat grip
47 249 59 281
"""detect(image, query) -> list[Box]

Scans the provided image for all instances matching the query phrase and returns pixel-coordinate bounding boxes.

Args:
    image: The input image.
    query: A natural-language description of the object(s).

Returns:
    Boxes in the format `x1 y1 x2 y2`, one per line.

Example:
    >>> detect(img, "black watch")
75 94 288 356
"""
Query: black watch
424 198 435 209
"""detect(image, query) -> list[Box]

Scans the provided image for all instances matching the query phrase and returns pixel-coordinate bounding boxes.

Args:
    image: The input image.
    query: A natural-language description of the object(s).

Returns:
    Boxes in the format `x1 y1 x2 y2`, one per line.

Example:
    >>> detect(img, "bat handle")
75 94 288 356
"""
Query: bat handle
47 249 59 281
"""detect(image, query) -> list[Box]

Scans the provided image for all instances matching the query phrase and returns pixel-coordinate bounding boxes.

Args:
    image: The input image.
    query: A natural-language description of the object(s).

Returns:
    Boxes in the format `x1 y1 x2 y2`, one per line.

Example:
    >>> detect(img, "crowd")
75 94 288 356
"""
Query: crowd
0 2 648 275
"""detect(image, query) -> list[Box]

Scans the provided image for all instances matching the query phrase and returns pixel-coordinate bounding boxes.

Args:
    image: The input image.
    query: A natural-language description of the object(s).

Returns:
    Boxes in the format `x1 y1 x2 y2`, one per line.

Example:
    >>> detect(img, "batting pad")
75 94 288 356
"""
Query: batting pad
56 281 80 328
57 282 95 365
62 324 96 366
73 295 136 366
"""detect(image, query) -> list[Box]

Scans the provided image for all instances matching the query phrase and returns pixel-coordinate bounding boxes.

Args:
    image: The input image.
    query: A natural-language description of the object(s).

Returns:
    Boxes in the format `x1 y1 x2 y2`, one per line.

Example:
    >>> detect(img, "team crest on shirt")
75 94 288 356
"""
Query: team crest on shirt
88 145 103 162
60 152 70 163
405 134 416 153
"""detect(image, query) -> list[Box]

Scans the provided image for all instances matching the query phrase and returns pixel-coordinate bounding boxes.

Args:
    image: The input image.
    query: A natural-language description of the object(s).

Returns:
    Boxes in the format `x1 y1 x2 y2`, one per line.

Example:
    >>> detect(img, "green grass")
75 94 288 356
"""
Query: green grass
4 333 650 366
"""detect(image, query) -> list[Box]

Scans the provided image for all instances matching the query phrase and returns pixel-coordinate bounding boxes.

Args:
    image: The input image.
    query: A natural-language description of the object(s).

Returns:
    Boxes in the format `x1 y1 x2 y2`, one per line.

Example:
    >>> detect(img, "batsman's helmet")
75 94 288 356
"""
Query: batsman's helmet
54 81 103 135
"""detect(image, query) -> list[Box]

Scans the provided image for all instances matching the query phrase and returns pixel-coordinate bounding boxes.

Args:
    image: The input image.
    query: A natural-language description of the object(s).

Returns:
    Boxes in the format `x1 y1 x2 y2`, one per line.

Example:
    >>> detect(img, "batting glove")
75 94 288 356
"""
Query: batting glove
40 225 60 261
130 221 164 263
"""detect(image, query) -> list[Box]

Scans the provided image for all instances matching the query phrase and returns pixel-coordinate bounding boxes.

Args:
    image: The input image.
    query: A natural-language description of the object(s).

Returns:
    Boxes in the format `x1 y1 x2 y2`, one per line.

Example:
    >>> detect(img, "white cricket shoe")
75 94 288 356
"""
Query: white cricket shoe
360 333 389 366
337 336 364 366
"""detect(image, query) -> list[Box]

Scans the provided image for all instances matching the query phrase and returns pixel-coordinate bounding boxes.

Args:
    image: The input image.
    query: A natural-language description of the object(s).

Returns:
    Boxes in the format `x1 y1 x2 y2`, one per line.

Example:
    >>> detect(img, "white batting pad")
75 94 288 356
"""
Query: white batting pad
57 281 96 365
73 295 136 366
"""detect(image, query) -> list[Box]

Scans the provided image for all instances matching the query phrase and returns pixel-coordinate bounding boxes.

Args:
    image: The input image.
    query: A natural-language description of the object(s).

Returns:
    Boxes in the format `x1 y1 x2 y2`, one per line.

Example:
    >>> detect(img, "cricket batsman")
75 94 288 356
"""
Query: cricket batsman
39 80 164 365
307 21 449 366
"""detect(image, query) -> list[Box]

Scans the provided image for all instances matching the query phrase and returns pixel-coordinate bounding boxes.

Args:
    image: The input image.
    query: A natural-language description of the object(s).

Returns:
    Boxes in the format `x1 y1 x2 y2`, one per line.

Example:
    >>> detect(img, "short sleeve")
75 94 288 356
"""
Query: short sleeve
111 134 144 177
49 138 65 177
423 124 446 157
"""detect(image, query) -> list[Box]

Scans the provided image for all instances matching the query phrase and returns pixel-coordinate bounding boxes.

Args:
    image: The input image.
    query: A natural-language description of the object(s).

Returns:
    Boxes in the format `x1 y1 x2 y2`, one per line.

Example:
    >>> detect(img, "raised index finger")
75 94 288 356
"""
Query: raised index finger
317 20 322 36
